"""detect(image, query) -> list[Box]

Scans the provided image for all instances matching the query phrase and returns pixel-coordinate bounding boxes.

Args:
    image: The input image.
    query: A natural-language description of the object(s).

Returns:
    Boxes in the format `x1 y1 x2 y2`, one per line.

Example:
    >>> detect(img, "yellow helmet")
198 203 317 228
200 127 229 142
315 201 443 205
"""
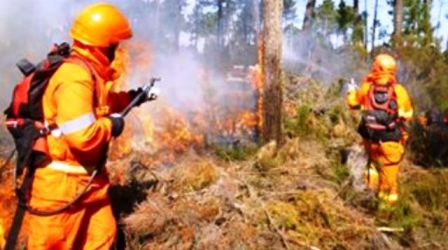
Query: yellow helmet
70 3 132 47
371 54 397 85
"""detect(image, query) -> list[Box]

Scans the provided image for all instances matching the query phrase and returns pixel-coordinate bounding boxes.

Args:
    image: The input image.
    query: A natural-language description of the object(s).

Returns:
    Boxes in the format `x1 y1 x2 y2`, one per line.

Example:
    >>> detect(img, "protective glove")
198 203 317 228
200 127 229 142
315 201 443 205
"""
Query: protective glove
346 78 358 92
128 87 158 107
108 113 125 137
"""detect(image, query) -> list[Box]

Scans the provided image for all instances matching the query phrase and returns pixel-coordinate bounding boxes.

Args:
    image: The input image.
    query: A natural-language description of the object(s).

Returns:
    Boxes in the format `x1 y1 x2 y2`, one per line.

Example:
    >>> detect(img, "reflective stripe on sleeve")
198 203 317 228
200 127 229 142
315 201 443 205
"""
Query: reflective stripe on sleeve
58 112 96 135
46 161 89 174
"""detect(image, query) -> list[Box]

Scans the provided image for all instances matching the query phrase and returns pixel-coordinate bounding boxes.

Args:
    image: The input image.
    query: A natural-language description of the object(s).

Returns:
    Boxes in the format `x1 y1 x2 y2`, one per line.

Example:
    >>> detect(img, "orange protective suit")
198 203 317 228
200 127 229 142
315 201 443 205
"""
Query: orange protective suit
347 58 413 206
27 3 132 249
27 42 131 249
27 43 131 249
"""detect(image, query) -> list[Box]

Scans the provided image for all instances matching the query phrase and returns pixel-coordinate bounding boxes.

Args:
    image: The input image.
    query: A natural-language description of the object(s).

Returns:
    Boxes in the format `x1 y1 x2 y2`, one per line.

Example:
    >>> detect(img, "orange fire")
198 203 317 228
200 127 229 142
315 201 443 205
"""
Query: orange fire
108 38 266 164
109 46 133 160
255 40 265 132
155 107 204 153
0 217 5 249
0 158 29 247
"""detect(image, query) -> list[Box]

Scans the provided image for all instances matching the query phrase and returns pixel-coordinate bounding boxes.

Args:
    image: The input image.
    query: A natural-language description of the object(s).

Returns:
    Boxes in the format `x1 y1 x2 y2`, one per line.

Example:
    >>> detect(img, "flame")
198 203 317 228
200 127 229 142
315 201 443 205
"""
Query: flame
238 111 259 128
0 158 29 246
0 217 5 249
155 106 204 153
140 113 155 145
109 46 133 160
256 40 265 131
106 39 266 164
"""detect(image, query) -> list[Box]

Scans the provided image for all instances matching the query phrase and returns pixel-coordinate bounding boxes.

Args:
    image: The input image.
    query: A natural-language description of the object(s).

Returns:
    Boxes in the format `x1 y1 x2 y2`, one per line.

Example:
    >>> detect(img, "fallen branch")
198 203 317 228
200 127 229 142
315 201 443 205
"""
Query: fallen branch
376 227 404 233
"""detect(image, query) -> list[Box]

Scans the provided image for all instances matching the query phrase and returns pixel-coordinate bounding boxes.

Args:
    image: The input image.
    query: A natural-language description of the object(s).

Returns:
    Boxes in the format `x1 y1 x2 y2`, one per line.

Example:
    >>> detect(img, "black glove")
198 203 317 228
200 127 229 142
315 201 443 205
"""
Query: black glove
128 88 148 107
108 113 125 137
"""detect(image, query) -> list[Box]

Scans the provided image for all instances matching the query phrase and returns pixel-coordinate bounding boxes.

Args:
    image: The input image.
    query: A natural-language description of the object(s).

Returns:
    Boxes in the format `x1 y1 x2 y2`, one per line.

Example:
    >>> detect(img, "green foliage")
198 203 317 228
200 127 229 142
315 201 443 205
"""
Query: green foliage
396 45 448 110
283 0 297 25
214 144 258 161
315 0 338 36
284 104 322 139
336 0 355 41
387 0 434 47
402 0 433 46
375 170 448 241
331 162 350 185
378 195 422 231
409 170 448 211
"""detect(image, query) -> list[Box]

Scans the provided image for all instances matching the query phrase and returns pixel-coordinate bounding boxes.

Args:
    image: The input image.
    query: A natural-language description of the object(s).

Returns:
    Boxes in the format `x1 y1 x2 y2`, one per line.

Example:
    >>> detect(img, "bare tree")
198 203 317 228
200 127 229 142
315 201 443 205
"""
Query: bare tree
217 0 224 49
303 0 316 30
262 0 283 145
353 0 359 13
371 0 379 55
393 0 403 46
352 0 364 46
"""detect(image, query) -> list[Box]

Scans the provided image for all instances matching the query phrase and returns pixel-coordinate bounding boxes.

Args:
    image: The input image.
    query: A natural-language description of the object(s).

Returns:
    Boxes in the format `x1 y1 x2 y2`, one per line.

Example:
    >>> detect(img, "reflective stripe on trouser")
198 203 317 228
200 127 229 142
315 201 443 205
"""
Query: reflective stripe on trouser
27 166 116 249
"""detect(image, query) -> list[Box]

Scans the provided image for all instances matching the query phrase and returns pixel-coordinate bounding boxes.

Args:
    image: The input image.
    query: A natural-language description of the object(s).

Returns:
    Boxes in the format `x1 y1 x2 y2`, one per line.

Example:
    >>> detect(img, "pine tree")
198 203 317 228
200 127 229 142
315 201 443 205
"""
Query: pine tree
262 0 283 145
392 0 403 46
303 0 317 31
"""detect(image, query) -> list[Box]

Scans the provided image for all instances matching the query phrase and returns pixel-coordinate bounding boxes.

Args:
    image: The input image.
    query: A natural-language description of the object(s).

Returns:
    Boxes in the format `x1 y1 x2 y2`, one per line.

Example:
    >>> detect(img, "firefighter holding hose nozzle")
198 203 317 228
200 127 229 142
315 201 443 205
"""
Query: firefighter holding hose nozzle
346 54 413 209
4 3 158 249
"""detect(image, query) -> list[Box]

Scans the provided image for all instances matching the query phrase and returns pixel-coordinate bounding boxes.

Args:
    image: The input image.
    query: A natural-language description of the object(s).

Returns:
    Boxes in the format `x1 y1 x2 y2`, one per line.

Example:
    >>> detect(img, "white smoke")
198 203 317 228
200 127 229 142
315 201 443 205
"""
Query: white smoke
0 0 99 108
0 0 209 110
282 31 369 86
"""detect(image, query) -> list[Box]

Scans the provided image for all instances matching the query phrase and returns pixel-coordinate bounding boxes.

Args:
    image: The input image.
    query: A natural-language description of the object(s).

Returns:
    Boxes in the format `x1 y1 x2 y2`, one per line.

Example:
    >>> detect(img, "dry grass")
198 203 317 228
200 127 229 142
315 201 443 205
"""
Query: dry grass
120 136 392 249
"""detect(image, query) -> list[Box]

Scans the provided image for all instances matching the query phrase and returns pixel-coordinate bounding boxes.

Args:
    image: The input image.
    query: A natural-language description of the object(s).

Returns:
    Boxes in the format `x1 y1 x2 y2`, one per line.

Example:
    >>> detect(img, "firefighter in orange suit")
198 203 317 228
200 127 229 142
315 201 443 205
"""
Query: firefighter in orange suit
346 54 413 208
27 3 149 249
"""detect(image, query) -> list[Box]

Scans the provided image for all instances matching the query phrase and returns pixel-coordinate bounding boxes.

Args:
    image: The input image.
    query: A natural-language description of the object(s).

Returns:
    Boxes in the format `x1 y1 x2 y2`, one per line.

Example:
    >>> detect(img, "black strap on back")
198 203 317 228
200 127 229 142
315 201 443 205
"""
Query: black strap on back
4 171 33 250
5 141 35 250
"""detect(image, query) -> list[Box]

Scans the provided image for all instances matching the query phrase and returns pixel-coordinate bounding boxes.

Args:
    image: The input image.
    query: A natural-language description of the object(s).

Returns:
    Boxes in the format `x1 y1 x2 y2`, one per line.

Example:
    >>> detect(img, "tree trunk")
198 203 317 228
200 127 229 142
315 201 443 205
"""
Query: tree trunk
217 0 224 49
352 0 363 46
262 0 283 145
364 0 368 50
303 0 316 30
353 0 359 13
371 0 379 56
393 0 403 46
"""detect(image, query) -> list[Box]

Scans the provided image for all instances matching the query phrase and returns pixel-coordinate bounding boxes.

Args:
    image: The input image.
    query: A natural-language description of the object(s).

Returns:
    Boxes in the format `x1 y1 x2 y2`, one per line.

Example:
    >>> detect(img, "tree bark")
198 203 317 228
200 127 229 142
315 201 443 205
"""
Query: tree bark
371 0 379 56
352 0 363 46
262 0 283 145
393 0 403 46
303 0 316 30
217 0 224 49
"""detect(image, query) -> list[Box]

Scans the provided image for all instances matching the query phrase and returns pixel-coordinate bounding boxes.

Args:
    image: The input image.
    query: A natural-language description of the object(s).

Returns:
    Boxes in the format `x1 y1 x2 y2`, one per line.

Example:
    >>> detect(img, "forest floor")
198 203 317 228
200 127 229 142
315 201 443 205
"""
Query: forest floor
0 75 447 250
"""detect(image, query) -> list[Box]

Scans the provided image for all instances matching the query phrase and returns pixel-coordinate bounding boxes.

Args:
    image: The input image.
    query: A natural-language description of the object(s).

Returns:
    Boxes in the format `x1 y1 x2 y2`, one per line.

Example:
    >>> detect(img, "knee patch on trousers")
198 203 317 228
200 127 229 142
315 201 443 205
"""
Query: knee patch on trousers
380 141 404 164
